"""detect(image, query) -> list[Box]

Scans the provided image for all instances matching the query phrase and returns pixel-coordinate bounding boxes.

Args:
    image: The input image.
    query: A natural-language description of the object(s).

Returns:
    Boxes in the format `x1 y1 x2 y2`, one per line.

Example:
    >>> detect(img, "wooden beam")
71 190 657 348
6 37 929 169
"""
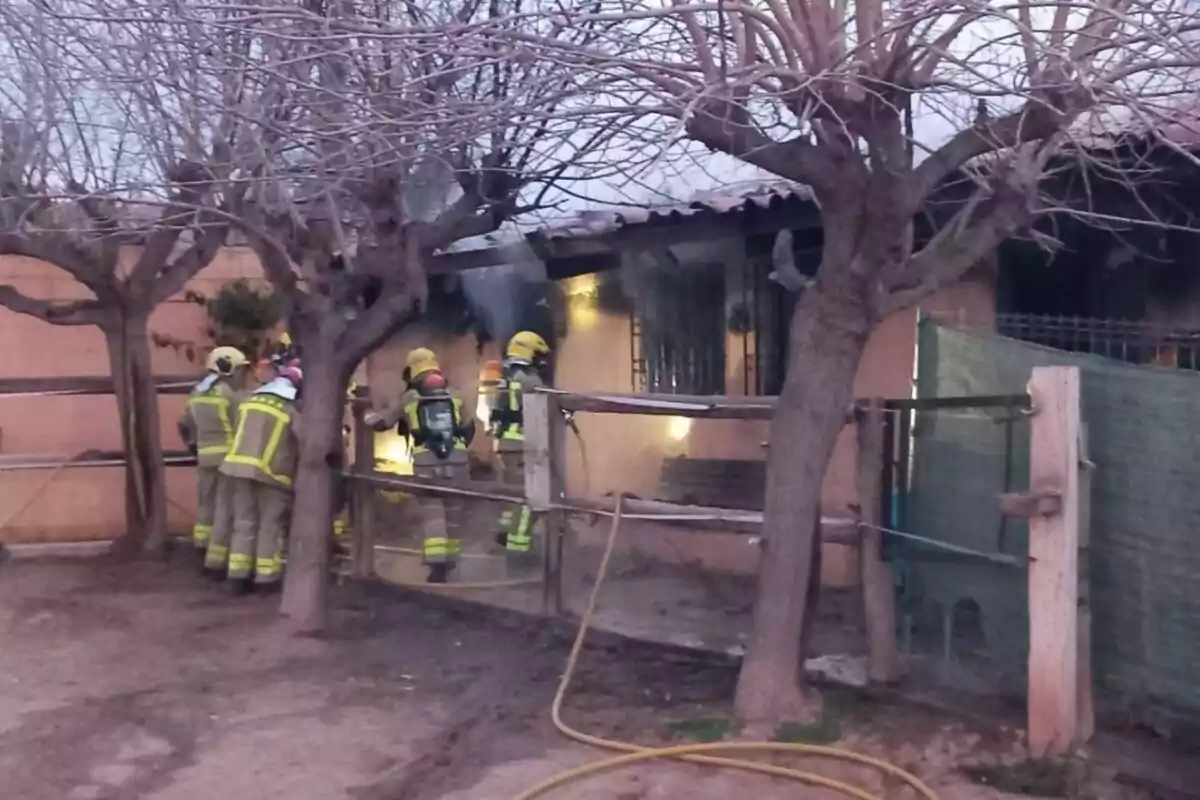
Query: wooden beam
552 389 783 420
343 470 860 544
998 491 1064 519
349 385 376 579
856 400 901 684
550 389 1026 422
424 197 823 277
0 450 196 470
1026 366 1083 758
523 392 560 512
0 375 197 396
426 245 512 273
523 392 565 615
1077 422 1095 744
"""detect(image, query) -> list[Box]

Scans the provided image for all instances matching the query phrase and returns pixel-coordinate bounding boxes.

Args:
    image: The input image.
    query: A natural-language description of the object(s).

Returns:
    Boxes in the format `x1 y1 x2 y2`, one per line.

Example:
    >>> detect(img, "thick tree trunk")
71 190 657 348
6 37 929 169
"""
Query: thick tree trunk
734 282 872 724
279 343 348 633
103 311 169 558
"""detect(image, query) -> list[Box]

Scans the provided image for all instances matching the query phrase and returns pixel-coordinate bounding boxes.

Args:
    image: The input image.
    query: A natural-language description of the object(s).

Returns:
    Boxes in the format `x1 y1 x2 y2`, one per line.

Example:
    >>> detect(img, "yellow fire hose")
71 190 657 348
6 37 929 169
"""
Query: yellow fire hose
510 495 940 800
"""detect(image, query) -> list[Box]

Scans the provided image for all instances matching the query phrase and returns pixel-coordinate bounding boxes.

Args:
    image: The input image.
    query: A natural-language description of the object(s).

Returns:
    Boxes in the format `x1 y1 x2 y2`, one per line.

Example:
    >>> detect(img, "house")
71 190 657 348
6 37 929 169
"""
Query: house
987 138 1200 365
364 183 996 586
367 139 1200 586
10 133 1198 564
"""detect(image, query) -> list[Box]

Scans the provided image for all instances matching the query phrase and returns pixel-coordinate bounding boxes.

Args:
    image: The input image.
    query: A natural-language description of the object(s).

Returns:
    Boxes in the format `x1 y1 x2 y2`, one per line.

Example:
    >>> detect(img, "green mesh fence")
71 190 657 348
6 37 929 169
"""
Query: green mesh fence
911 317 1200 716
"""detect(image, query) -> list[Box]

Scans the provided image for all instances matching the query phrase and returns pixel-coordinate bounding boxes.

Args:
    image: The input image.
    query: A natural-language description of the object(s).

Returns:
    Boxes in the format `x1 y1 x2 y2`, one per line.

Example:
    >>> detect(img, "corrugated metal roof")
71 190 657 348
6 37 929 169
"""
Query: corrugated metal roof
536 180 813 240
1071 100 1200 149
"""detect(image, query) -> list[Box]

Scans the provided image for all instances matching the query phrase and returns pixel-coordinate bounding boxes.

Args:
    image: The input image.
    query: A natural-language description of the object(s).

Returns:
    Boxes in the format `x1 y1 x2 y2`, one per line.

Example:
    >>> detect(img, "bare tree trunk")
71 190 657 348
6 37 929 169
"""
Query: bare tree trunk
279 342 347 633
734 282 870 724
103 310 169 558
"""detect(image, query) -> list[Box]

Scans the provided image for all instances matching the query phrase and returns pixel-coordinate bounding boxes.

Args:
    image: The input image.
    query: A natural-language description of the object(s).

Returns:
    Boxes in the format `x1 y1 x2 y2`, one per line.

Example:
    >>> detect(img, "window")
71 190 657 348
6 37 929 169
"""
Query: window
631 261 726 394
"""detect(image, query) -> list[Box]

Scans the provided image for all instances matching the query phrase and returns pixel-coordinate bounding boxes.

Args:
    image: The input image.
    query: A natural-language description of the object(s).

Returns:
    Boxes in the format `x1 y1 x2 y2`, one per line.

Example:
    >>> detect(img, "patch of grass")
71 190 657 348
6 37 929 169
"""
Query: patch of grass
666 716 741 743
773 717 842 745
961 759 1076 797
772 690 856 745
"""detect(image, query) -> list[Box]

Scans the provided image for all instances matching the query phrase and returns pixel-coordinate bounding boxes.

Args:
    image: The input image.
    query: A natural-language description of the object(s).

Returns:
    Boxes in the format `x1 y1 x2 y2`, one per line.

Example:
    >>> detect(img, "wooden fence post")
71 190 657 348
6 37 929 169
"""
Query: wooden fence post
523 391 565 615
350 387 376 579
1026 366 1083 758
1076 422 1095 745
856 399 900 683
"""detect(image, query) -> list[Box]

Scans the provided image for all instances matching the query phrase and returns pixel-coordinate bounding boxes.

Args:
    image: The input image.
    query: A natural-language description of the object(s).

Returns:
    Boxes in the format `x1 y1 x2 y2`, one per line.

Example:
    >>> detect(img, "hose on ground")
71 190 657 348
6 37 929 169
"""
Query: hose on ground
510 495 940 800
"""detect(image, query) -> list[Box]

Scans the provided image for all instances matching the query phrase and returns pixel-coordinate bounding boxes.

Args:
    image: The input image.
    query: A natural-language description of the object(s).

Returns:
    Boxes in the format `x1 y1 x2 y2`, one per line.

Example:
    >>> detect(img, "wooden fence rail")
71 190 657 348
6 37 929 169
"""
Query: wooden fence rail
346 380 1089 758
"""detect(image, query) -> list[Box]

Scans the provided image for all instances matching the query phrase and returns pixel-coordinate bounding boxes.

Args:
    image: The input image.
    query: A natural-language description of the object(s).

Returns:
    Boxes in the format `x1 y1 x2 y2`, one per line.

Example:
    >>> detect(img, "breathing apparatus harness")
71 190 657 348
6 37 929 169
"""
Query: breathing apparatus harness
408 373 469 460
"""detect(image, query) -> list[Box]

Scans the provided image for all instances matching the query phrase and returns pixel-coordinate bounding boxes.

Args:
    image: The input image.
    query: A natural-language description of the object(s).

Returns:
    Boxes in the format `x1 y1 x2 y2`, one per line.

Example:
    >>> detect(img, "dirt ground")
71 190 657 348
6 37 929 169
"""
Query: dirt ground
0 553 1159 800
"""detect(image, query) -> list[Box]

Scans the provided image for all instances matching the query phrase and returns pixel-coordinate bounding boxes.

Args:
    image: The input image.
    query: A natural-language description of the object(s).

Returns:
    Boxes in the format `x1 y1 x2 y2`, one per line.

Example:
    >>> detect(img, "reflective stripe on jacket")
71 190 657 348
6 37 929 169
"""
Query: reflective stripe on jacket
495 366 544 451
182 379 242 468
219 391 299 488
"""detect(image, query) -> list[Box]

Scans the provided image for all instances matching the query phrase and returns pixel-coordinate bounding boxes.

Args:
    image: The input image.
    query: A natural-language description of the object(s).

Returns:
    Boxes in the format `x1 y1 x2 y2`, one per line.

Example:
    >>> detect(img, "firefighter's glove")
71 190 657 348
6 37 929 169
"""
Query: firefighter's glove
457 419 477 447
363 411 386 431
186 442 198 457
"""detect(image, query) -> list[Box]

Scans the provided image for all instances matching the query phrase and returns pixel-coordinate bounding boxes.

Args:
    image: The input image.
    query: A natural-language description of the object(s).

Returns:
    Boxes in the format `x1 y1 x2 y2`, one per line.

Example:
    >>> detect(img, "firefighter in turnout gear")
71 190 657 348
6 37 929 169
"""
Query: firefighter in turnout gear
179 346 251 567
365 348 475 583
490 331 551 560
219 362 302 593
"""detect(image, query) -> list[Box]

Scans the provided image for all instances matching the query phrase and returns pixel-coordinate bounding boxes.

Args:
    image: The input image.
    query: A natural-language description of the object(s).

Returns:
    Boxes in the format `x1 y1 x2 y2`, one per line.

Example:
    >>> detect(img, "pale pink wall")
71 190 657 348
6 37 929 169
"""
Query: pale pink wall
0 247 268 543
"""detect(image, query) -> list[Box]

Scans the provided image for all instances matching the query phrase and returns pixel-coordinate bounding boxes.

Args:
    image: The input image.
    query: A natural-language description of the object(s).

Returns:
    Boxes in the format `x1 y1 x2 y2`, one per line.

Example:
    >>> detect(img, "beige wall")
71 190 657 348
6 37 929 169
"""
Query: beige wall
0 247 266 543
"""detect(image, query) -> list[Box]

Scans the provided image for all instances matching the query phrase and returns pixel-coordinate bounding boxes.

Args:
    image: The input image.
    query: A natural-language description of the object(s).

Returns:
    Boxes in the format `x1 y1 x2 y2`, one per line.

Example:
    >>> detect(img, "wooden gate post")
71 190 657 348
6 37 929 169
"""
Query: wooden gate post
349 386 376 579
523 391 565 615
1024 366 1083 758
856 399 900 683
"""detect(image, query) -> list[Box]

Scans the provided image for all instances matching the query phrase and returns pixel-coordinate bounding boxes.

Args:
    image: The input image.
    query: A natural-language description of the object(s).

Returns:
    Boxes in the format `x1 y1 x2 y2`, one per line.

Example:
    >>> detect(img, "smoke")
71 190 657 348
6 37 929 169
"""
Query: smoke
459 237 552 350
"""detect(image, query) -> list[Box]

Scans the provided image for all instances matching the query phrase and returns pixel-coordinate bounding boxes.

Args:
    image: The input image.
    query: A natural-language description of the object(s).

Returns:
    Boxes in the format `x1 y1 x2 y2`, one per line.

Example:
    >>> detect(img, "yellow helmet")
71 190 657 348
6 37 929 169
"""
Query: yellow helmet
206 346 249 375
506 331 550 363
405 347 440 379
279 331 292 348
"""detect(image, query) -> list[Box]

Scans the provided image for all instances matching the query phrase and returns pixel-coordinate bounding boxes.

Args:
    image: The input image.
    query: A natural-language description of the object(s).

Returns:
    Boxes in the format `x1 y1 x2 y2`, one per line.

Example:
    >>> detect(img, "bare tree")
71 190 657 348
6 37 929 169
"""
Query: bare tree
90 0 631 630
0 4 238 553
532 0 1200 722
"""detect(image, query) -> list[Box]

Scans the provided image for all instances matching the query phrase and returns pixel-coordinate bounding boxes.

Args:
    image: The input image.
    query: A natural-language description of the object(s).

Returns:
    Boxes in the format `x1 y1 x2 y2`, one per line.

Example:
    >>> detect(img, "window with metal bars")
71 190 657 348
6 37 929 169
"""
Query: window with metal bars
628 253 798 396
630 262 726 394
994 313 1200 370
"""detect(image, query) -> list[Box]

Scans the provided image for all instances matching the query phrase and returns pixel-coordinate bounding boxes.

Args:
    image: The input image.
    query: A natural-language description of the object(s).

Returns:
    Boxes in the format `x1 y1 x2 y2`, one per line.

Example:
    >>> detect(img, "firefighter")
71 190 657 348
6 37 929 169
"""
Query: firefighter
490 331 551 560
272 331 297 365
219 362 302 594
365 348 474 583
179 346 251 566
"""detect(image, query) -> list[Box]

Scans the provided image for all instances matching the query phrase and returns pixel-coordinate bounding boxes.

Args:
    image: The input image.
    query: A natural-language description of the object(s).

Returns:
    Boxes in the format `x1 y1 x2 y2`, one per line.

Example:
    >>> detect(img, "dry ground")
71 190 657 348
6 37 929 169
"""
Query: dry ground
0 553 1159 800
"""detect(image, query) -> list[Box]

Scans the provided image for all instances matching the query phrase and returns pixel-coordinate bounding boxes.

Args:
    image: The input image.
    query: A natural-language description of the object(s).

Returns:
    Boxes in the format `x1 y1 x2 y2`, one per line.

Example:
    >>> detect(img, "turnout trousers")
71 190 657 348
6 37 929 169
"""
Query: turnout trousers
496 450 536 557
228 478 291 585
192 467 220 549
203 472 237 571
414 453 466 570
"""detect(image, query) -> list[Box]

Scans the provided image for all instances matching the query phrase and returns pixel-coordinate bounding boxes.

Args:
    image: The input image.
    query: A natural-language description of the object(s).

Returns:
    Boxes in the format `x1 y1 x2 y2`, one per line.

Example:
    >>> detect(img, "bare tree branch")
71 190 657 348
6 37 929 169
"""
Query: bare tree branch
0 285 106 326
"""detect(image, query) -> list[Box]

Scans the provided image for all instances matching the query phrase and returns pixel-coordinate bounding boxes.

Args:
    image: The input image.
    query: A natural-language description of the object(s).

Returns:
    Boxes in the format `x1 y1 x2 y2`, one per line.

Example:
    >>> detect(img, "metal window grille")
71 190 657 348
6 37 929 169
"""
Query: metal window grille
994 313 1200 370
631 263 726 394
